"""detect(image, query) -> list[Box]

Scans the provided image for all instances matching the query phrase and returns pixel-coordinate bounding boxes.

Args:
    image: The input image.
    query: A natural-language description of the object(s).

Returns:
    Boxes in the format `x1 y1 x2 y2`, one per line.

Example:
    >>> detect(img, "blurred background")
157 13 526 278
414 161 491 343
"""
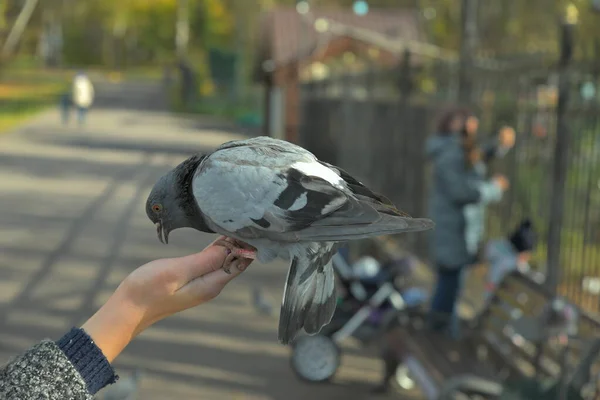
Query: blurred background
1 0 600 399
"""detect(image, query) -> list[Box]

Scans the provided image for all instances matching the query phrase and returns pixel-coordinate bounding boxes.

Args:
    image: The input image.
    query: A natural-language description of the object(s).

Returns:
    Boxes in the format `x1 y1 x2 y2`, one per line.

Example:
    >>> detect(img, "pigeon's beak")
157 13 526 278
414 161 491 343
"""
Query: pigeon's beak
155 221 169 244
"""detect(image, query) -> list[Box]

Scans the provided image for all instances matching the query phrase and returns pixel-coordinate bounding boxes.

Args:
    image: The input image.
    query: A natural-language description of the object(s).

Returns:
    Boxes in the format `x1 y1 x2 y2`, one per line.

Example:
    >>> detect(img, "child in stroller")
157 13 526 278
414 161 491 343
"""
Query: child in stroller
324 247 427 340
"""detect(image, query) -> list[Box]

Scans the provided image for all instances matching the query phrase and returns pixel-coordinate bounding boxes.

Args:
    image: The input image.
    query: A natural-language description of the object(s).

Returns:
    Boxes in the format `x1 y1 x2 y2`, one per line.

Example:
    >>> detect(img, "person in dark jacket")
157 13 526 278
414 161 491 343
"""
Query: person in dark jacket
0 240 252 399
59 92 72 125
426 108 514 336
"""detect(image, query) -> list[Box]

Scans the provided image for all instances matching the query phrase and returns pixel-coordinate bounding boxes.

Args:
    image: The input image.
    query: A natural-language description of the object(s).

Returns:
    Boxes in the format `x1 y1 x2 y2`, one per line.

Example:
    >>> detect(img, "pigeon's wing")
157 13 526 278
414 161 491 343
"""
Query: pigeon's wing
193 139 433 242
193 144 343 239
297 162 435 241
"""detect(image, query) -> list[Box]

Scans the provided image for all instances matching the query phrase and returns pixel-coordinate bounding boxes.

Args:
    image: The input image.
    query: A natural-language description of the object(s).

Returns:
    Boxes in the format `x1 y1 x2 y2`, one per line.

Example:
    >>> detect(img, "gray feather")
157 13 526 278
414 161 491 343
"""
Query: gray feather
278 246 337 344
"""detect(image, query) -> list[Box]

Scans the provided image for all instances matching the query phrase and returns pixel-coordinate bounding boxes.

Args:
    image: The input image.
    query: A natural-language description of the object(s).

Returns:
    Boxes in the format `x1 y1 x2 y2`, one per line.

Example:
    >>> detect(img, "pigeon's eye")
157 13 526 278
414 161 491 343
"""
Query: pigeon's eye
152 204 163 213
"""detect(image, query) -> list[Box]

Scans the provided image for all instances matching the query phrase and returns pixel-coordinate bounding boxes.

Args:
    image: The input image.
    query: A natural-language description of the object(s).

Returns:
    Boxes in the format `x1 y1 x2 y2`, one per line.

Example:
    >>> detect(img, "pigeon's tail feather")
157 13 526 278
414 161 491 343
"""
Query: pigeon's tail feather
278 256 336 344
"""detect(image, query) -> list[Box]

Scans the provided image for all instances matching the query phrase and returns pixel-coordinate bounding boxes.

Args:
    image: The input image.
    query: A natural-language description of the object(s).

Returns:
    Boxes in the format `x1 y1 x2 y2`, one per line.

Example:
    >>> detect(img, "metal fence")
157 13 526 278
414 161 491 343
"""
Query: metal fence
298 54 600 314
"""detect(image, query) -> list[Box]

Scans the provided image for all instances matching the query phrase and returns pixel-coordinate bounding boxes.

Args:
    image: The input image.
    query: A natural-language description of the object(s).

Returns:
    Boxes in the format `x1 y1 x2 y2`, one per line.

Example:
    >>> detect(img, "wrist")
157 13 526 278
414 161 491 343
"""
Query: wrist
81 289 144 363
56 328 118 394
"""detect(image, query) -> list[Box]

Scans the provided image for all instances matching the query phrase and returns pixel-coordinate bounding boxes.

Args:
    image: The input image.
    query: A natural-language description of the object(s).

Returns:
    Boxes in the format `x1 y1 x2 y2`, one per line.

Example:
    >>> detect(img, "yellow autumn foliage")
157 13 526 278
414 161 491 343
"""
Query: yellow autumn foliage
202 0 233 37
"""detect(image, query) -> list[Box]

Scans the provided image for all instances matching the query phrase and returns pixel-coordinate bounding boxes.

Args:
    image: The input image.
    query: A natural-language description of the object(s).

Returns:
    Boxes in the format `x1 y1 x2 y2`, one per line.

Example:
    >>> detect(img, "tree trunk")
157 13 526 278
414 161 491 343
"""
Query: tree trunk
175 0 189 61
2 0 40 57
38 7 63 68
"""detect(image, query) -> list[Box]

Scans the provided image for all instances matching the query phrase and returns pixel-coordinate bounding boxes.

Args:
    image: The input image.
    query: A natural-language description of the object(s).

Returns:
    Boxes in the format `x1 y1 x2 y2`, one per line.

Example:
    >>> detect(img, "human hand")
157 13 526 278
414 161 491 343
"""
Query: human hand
82 240 251 362
493 174 510 191
498 126 516 149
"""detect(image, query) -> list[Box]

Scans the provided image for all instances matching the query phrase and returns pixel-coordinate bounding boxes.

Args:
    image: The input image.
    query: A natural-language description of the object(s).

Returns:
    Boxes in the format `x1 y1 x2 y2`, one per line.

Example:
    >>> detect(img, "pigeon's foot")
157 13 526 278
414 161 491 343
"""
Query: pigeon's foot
223 255 253 274
214 236 257 259
213 236 257 274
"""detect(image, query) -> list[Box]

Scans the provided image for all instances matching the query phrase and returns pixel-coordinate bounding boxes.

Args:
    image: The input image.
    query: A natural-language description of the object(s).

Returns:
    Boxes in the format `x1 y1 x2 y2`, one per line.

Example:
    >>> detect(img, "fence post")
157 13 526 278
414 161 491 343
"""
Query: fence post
546 13 576 295
397 48 413 101
365 65 375 99
458 0 478 103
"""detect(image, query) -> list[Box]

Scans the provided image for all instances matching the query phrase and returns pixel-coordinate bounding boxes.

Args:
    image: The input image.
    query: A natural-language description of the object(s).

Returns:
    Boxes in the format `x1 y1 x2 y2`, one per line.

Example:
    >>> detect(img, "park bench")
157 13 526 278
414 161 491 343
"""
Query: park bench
379 270 600 399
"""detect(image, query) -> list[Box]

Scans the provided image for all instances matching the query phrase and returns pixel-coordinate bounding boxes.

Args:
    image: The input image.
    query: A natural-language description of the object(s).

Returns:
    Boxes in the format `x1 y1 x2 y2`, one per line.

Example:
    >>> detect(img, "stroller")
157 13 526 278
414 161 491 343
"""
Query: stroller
289 247 428 383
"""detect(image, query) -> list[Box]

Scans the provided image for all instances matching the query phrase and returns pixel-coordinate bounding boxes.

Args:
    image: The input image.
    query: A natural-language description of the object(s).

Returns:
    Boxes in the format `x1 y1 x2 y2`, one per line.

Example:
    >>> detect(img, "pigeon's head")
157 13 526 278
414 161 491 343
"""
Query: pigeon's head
146 155 206 244
146 172 179 244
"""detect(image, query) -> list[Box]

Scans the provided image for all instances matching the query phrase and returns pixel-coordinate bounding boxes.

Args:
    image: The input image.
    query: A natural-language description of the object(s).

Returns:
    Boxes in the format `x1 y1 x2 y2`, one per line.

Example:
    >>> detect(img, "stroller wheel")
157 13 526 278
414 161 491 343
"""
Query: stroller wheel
395 364 416 390
290 334 341 383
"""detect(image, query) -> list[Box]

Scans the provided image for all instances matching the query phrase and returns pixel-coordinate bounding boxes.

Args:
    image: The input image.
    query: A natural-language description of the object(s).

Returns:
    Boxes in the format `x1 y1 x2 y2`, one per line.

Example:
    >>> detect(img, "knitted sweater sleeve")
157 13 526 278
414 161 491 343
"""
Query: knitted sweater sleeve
0 328 117 400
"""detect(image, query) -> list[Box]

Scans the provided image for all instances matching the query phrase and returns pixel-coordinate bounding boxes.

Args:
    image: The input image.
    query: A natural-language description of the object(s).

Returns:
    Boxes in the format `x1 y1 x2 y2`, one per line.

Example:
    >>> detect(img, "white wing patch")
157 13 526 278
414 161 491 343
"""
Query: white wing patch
322 196 347 214
289 192 308 211
291 161 344 188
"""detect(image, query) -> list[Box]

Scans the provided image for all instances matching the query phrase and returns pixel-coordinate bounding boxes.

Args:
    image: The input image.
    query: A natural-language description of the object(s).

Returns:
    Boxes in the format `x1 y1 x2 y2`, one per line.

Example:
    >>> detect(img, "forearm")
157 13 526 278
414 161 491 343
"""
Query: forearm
476 180 503 205
0 329 117 399
0 246 243 400
81 288 145 363
0 287 141 399
82 246 241 362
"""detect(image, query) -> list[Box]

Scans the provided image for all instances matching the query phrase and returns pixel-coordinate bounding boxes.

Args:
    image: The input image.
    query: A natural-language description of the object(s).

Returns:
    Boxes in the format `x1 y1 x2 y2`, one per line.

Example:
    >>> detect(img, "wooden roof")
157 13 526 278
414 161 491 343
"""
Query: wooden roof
254 7 424 81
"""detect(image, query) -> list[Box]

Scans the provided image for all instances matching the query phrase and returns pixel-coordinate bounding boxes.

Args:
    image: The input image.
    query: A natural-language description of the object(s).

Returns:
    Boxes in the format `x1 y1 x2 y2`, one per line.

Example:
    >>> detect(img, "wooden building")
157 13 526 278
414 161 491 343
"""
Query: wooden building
253 7 425 143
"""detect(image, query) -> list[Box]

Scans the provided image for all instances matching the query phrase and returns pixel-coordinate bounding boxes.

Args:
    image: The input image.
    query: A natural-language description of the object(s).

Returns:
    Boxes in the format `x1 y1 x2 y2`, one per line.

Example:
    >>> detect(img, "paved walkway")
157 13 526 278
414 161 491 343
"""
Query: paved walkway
0 80 409 399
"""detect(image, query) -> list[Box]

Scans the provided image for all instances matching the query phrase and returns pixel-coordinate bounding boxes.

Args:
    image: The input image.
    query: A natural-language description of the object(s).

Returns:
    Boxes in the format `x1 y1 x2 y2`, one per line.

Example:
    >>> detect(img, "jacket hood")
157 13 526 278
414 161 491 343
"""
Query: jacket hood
426 134 457 160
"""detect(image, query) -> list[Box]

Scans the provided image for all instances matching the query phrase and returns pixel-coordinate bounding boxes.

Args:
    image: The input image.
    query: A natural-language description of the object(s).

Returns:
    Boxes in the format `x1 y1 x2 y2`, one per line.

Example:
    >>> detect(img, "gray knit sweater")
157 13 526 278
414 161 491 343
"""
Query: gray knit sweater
0 328 117 399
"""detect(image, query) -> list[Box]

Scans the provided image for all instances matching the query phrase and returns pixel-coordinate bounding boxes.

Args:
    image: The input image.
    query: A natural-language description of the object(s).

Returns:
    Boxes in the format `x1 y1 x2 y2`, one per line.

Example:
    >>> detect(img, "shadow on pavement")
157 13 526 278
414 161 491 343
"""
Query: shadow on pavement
25 131 214 157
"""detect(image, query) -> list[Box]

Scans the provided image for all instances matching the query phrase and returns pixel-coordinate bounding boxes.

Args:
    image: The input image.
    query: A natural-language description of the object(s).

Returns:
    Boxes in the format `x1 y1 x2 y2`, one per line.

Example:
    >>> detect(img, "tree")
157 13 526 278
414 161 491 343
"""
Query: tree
2 0 40 58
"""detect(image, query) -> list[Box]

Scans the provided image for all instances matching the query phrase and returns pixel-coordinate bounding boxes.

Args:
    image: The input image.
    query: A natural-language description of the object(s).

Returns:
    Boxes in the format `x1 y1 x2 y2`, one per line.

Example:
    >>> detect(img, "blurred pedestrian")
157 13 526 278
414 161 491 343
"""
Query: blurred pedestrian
163 63 175 88
462 115 515 261
425 108 513 337
59 91 71 125
72 71 95 127
0 241 251 400
178 60 196 108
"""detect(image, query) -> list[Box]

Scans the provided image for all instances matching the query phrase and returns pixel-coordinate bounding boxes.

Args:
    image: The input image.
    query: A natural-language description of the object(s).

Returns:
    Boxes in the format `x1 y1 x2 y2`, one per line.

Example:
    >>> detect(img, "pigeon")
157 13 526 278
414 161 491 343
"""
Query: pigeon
145 136 434 344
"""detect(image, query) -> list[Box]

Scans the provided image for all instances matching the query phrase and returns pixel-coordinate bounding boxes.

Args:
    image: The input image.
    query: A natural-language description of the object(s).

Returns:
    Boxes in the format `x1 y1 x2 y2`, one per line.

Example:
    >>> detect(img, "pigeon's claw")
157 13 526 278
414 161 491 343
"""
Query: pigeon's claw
222 253 251 274
214 237 257 259
213 236 257 274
